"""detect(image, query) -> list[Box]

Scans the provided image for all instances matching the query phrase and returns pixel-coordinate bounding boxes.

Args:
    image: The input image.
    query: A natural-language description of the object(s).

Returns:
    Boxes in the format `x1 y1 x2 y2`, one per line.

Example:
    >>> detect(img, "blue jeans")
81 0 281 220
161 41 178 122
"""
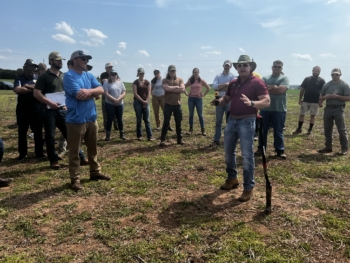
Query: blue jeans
188 97 204 129
224 117 255 190
105 103 124 137
161 104 182 141
259 110 286 152
214 102 230 142
133 99 152 139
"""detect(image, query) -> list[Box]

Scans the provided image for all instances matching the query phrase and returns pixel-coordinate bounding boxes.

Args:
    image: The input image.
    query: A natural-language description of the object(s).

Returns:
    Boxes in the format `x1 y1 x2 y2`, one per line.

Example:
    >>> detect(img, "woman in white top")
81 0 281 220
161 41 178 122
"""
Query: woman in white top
184 68 210 136
103 70 126 141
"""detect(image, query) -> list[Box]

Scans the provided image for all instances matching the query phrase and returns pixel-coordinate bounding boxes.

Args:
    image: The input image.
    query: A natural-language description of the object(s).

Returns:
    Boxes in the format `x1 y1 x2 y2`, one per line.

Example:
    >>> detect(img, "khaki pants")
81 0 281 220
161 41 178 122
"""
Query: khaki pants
152 95 165 128
66 122 101 180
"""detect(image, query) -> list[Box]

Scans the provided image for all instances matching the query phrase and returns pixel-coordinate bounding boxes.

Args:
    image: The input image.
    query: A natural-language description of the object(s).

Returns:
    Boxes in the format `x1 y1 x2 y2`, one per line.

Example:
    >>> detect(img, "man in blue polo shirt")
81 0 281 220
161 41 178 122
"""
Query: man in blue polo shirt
13 59 45 160
64 50 111 191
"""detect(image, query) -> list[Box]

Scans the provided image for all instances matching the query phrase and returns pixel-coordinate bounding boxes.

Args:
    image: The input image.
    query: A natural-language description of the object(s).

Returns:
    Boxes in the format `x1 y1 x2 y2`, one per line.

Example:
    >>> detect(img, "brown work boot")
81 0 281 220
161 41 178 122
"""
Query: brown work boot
90 173 111 181
71 179 83 191
238 189 254 202
50 162 60 170
220 179 239 190
80 158 89 166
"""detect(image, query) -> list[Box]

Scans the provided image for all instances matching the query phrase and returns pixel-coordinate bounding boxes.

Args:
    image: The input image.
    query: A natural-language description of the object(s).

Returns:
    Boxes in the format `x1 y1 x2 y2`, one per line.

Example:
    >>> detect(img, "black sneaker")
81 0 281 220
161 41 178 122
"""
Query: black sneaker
17 155 27 161
318 148 332 153
292 129 302 135
0 178 14 187
276 151 287 159
306 130 312 135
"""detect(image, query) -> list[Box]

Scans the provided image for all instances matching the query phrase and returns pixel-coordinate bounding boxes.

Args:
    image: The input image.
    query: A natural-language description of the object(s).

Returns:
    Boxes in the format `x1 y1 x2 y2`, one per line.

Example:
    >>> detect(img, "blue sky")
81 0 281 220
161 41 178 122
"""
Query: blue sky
1 0 350 84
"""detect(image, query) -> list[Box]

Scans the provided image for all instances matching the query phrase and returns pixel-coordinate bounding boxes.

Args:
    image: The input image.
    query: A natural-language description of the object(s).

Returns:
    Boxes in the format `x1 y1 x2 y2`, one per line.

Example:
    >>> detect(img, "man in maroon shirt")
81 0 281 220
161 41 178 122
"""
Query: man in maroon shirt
212 55 270 202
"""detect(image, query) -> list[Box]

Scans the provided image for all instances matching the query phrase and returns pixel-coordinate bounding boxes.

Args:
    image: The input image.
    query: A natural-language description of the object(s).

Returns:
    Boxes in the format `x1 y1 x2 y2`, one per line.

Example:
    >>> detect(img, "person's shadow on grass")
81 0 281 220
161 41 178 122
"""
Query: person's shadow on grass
157 188 243 229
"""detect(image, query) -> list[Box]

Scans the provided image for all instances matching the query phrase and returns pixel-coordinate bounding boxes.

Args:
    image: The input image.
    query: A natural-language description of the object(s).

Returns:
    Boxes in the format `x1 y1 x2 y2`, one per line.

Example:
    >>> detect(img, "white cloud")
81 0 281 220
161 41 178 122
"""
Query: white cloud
325 0 337 4
137 64 144 68
186 4 210 11
118 42 127 49
261 18 285 28
239 47 245 52
81 38 105 47
200 53 208 57
54 21 74 36
116 50 123 56
137 50 150 57
226 0 244 7
52 34 76 44
155 0 172 8
209 69 216 73
178 53 182 57
201 46 212 49
82 28 108 39
292 53 313 61
160 64 166 68
319 53 336 58
0 49 12 53
206 51 221 55
0 55 8 60
147 63 152 67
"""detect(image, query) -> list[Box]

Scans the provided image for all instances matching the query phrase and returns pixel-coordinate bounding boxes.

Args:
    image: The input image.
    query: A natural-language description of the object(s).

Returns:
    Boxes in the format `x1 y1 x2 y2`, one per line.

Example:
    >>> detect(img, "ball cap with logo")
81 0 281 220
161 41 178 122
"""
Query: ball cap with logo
105 62 113 68
70 50 92 60
331 68 341 75
168 65 176 71
24 59 38 67
223 60 232 67
49 51 65 61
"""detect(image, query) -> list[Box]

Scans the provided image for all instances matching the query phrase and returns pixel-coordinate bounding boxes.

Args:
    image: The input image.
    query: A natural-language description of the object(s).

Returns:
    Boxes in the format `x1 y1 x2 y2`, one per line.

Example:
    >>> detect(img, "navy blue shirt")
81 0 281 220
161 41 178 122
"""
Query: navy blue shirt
14 74 39 108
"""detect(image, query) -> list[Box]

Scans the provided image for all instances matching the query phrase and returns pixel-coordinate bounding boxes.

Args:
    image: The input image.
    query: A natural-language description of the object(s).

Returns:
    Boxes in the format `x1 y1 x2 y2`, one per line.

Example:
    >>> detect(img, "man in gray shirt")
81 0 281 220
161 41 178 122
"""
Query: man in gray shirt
212 60 236 146
318 68 350 155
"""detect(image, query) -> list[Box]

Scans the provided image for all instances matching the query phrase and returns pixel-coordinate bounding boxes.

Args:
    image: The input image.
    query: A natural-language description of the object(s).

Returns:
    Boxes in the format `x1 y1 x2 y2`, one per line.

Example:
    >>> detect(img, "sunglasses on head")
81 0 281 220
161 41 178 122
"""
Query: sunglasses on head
273 65 282 69
331 73 340 76
237 63 249 68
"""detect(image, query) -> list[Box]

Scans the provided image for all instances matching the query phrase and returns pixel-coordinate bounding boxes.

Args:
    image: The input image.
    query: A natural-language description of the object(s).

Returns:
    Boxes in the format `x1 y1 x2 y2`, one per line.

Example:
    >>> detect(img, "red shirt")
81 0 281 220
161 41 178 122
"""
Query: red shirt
226 75 268 116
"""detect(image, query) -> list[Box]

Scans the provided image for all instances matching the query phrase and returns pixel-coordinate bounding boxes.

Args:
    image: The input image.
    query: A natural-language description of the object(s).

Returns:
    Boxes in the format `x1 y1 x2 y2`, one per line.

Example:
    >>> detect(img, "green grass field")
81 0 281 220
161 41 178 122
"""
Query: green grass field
0 85 349 262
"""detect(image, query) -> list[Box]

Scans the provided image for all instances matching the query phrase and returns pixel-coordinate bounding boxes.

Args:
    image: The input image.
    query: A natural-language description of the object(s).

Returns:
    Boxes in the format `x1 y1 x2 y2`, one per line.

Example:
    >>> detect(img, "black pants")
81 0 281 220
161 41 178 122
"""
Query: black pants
161 104 182 141
16 105 44 157
41 107 85 163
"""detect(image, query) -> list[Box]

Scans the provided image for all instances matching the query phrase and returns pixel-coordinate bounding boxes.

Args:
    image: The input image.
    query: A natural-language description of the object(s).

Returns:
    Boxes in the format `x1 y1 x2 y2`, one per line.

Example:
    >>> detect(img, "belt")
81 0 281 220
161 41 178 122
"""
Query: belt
326 105 344 108
230 114 256 120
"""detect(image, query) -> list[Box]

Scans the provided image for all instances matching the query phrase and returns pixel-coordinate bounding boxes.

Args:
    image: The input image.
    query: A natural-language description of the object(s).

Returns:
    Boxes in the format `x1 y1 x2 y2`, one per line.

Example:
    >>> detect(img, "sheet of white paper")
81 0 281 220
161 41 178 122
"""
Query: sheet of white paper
45 92 66 109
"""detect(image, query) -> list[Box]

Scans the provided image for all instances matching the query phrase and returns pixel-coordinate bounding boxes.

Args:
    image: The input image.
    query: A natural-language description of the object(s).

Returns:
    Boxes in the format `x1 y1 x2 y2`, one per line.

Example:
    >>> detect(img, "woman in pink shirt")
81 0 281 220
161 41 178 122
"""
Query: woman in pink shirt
184 68 210 136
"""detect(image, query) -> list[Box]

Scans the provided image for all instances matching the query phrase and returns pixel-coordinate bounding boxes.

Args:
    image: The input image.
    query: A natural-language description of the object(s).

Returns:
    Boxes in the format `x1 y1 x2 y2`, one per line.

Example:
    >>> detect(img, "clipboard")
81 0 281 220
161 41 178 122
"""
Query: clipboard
45 91 66 109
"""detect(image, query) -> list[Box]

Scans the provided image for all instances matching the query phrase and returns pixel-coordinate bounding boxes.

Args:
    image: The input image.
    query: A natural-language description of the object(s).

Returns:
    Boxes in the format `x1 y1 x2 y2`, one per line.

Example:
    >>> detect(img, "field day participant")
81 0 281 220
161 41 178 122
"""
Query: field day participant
212 60 236 146
34 52 88 170
103 70 126 141
256 60 289 159
292 66 325 135
64 50 111 191
212 55 270 202
184 68 210 136
160 65 186 146
0 138 13 187
151 69 170 131
132 68 154 141
318 68 350 155
100 62 118 132
13 59 45 160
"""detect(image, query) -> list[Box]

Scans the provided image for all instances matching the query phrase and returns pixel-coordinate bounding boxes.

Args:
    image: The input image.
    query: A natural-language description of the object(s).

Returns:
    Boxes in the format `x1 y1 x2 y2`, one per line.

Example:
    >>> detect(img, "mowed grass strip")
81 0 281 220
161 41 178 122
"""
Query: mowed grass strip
0 86 350 262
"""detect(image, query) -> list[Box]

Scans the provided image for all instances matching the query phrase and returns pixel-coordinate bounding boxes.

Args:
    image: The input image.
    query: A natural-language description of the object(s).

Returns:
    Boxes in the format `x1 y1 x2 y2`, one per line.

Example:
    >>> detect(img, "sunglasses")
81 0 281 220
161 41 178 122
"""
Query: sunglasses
273 65 282 69
79 57 89 62
237 63 249 68
154 71 159 75
331 74 340 76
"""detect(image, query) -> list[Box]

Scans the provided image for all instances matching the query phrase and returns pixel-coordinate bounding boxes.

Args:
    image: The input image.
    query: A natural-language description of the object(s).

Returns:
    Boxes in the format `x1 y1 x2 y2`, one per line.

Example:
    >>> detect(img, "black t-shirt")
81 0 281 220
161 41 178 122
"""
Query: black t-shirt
13 74 39 108
301 76 325 103
35 69 64 95
100 72 109 85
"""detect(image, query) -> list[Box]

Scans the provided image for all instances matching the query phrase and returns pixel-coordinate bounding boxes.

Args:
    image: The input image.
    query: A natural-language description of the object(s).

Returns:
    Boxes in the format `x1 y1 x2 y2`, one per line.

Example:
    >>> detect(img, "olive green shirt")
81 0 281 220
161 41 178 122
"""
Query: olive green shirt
321 80 350 106
35 69 64 95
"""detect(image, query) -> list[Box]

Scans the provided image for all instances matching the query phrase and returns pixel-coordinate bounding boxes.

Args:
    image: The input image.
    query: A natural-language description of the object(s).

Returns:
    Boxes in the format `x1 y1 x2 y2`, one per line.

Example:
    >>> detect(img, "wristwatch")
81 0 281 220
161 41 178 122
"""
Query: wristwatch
250 100 255 107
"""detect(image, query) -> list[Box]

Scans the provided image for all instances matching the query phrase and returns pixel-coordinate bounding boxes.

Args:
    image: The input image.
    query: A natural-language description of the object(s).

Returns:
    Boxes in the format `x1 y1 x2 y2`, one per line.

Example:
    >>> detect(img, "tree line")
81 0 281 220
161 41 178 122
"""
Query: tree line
0 68 24 81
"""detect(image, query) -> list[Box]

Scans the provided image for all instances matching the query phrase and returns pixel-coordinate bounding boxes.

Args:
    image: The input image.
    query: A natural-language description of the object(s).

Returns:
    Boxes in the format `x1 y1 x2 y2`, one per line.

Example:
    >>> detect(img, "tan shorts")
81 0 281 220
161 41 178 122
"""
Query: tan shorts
300 102 319 116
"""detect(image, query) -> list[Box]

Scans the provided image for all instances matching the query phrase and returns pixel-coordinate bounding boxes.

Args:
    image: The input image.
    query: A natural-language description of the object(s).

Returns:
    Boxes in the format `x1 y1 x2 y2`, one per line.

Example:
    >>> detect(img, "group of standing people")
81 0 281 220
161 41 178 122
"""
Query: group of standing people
5 51 350 200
